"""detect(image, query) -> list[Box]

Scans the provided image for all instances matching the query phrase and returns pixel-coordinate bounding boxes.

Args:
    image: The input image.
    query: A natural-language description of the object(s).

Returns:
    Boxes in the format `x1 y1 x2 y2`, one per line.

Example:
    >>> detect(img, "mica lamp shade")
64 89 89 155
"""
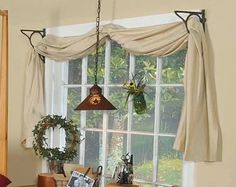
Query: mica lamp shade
75 84 117 110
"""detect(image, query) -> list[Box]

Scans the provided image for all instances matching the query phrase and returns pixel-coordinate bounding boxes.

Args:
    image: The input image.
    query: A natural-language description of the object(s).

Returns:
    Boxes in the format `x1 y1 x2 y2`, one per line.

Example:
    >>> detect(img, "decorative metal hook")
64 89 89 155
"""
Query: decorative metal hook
20 29 46 62
174 9 206 33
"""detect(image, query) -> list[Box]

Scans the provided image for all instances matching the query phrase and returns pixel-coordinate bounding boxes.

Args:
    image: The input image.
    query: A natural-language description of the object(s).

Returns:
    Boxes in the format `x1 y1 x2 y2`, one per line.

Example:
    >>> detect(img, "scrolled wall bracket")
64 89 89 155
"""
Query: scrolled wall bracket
20 29 46 62
174 9 206 33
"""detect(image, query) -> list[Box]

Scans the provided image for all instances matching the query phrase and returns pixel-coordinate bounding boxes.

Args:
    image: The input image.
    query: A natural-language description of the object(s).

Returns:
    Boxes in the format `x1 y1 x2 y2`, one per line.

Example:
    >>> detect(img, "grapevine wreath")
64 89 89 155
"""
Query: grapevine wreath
32 115 80 161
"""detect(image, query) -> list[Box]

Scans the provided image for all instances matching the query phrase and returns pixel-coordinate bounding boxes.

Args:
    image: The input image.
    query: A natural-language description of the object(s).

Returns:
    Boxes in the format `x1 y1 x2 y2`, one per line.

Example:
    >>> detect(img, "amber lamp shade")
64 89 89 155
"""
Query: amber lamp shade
75 84 117 110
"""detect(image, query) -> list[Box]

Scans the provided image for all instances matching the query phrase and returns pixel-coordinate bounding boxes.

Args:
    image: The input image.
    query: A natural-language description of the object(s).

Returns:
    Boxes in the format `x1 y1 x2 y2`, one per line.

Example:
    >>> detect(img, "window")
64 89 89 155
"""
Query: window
45 13 194 187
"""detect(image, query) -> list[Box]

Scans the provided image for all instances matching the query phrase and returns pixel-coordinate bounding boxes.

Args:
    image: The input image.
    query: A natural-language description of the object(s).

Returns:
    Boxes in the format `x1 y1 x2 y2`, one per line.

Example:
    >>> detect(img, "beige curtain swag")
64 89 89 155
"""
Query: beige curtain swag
22 17 222 162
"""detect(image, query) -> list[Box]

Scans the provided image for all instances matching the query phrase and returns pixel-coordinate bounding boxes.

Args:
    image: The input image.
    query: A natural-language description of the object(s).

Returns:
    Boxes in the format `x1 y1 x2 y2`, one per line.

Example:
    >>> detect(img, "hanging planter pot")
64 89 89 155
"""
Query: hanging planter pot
133 92 147 114
123 75 147 114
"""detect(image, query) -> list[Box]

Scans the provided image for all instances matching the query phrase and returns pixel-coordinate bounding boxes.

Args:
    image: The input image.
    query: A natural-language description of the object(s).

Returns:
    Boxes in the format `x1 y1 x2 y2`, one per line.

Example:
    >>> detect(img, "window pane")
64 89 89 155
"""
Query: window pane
87 45 105 84
159 87 184 134
157 137 182 186
85 131 102 169
110 41 129 84
161 49 186 84
86 110 103 128
132 86 155 132
131 135 153 182
108 87 128 130
68 59 82 84
106 133 127 175
135 55 157 85
67 88 81 127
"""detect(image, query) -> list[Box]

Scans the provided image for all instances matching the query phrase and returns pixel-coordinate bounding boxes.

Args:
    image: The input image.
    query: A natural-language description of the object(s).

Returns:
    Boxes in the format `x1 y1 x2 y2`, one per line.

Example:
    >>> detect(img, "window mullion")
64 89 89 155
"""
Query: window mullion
104 39 111 87
62 61 69 117
80 56 88 165
153 57 162 186
45 59 55 115
52 62 65 115
44 59 55 173
127 54 135 153
82 128 176 137
45 59 55 149
51 62 67 149
101 40 111 186
59 62 69 149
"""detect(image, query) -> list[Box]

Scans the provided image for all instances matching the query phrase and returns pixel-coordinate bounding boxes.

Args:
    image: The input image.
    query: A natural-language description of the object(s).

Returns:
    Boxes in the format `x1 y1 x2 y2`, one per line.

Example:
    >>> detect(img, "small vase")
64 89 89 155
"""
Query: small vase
48 160 64 174
133 92 147 114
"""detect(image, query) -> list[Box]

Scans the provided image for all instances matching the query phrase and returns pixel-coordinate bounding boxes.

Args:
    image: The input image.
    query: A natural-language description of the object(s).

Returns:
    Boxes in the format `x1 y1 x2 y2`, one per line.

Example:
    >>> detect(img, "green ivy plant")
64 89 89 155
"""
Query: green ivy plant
32 115 81 161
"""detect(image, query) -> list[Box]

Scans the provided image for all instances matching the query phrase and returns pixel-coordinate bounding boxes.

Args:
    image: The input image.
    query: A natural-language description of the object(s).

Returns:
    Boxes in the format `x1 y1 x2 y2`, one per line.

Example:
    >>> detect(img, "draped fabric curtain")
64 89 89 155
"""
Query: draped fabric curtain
22 17 222 162
0 10 8 175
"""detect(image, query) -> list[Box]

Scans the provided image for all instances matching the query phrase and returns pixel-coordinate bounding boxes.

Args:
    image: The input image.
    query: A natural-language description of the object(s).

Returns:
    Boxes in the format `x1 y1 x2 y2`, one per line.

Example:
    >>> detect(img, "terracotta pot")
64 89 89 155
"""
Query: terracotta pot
37 173 56 187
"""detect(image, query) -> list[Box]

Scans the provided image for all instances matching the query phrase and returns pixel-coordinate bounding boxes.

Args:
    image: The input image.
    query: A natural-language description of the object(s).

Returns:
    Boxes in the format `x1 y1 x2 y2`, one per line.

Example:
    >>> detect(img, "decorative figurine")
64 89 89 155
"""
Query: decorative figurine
113 153 134 184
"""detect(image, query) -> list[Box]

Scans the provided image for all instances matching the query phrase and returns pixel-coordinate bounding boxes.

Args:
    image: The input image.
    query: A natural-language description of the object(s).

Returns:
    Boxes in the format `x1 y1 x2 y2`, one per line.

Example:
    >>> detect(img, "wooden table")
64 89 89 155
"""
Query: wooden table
37 173 56 187
106 183 139 187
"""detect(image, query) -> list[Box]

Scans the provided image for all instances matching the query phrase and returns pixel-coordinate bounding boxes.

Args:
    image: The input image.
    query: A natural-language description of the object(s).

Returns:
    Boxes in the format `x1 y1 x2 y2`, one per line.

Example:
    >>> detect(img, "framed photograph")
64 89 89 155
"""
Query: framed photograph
67 171 95 187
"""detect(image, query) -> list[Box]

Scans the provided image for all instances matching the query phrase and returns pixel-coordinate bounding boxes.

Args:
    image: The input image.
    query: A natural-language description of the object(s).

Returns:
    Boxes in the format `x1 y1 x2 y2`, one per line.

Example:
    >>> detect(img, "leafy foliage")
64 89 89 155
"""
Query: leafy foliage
135 158 182 185
32 115 81 161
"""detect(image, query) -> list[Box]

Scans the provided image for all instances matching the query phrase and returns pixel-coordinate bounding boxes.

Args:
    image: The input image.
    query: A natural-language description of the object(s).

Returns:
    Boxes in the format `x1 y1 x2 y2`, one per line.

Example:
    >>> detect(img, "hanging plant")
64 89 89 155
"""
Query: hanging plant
123 75 147 114
32 115 81 162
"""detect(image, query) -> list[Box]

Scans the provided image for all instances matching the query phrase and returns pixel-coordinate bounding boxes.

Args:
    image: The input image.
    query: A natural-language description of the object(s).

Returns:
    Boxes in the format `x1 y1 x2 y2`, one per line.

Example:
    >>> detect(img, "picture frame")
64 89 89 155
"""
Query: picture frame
67 170 95 187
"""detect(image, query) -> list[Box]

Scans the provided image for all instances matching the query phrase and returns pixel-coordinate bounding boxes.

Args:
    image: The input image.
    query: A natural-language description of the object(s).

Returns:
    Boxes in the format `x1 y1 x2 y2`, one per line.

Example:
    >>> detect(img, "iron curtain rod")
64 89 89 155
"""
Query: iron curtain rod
20 28 46 62
21 10 206 62
174 9 206 33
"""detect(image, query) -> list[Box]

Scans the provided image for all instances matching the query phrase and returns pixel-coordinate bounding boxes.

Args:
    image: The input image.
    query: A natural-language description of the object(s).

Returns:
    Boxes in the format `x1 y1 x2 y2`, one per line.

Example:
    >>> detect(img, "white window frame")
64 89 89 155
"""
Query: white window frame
44 12 195 187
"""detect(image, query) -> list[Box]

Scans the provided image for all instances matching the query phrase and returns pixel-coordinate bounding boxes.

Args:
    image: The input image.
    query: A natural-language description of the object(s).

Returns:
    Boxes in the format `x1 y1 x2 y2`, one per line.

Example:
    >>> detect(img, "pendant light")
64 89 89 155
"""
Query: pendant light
75 0 117 110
